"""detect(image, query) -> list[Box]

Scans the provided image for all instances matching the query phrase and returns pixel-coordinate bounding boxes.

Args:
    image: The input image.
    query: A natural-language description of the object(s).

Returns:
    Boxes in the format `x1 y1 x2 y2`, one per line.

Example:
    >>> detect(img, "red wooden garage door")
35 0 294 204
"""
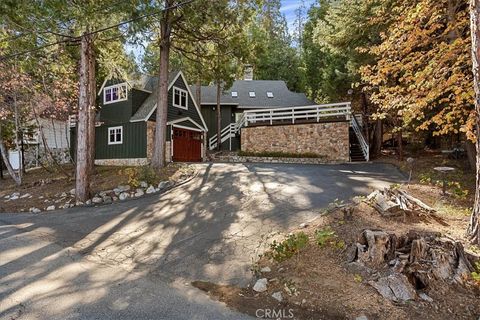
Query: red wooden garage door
172 127 202 162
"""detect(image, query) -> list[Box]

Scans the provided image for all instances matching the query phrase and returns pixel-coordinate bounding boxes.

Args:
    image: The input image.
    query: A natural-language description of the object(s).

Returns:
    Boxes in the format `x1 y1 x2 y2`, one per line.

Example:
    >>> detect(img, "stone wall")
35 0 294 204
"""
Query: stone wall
212 155 346 164
94 158 148 166
241 121 350 162
146 121 155 160
146 122 172 162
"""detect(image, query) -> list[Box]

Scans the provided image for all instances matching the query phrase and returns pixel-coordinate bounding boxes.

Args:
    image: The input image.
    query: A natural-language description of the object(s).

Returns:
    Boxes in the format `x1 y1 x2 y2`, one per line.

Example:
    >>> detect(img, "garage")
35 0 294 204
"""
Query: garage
172 127 202 162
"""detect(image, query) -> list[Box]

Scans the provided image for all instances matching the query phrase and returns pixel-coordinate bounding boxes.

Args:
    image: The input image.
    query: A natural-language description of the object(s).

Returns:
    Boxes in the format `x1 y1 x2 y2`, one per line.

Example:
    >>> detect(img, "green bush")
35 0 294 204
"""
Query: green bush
268 232 309 262
238 150 322 158
119 166 159 188
315 226 336 247
472 261 480 284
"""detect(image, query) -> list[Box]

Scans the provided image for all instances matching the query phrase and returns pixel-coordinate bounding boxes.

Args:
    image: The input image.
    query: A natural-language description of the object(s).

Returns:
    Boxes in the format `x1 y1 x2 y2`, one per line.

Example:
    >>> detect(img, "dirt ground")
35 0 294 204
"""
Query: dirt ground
194 153 480 320
0 163 190 213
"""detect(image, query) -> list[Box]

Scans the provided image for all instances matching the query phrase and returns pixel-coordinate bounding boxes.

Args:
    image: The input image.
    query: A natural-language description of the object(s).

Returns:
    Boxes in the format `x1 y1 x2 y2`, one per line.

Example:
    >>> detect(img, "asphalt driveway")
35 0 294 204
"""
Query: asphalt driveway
0 162 404 320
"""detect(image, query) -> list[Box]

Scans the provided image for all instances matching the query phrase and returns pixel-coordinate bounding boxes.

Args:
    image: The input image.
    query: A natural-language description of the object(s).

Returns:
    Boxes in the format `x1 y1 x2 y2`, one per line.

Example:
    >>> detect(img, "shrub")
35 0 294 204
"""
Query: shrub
315 226 336 247
268 232 309 262
472 261 480 284
238 150 322 158
119 166 159 188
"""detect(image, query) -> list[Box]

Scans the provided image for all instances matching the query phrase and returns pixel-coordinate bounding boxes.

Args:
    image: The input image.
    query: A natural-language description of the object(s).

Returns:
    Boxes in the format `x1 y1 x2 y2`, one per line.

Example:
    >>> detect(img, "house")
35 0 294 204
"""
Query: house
72 70 208 166
194 67 369 162
9 117 71 170
195 78 315 151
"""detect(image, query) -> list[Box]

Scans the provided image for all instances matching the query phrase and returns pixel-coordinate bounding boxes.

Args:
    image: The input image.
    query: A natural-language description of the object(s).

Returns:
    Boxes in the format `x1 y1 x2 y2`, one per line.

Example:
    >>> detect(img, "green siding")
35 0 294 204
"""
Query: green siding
95 122 147 159
201 105 239 150
132 89 150 116
99 79 133 124
149 75 206 131
201 105 235 140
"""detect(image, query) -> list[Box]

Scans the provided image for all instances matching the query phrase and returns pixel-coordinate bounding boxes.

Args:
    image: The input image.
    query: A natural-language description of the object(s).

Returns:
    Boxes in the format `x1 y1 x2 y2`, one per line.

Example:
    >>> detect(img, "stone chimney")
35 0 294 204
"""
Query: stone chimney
244 64 253 81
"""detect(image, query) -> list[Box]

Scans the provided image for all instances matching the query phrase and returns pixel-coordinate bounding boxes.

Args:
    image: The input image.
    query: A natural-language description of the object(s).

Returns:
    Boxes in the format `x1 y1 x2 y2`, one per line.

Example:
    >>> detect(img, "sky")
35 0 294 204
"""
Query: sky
280 0 317 33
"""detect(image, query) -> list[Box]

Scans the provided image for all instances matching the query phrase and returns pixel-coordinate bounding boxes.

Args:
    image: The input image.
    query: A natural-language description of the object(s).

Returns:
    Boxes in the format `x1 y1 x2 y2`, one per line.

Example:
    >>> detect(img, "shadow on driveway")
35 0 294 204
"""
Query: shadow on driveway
0 162 404 319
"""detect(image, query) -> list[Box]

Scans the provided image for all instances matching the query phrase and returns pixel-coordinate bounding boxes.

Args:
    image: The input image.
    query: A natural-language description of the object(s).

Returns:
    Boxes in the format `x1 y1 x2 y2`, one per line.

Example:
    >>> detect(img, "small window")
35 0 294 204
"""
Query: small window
104 83 127 104
173 87 188 109
249 91 256 98
231 91 238 98
108 126 123 145
267 92 274 98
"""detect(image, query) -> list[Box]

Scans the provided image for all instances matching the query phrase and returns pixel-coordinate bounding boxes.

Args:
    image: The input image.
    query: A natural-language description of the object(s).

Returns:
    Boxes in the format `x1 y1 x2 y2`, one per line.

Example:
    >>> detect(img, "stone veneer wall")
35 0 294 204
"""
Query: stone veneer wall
95 158 148 166
146 121 172 162
241 121 350 162
146 121 155 160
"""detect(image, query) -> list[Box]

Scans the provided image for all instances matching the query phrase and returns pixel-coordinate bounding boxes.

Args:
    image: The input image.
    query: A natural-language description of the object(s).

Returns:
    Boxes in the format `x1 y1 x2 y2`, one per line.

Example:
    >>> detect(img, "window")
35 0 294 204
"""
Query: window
267 92 274 98
249 91 256 98
108 126 123 145
104 83 127 104
173 87 188 109
231 91 238 98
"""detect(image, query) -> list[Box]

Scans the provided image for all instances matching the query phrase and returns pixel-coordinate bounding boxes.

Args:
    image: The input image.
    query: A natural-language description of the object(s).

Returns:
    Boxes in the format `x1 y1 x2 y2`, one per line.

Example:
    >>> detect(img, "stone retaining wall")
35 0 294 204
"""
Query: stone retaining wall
241 122 350 162
94 158 148 166
213 155 347 164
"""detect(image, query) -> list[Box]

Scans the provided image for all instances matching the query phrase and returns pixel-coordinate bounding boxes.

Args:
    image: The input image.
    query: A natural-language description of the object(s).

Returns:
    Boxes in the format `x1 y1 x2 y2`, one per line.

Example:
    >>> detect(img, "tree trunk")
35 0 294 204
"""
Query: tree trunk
151 6 171 170
373 118 383 157
0 123 21 186
466 140 476 170
87 42 96 175
13 91 22 183
20 134 25 174
361 92 370 146
216 81 222 151
75 33 92 202
196 78 202 106
0 153 4 179
397 129 403 161
468 0 480 244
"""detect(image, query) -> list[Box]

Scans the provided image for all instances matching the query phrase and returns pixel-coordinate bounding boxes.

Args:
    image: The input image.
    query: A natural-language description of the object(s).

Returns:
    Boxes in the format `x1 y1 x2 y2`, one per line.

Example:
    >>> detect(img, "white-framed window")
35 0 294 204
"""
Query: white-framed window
108 126 123 145
231 91 238 98
104 83 128 104
267 92 274 98
173 87 188 109
249 91 256 98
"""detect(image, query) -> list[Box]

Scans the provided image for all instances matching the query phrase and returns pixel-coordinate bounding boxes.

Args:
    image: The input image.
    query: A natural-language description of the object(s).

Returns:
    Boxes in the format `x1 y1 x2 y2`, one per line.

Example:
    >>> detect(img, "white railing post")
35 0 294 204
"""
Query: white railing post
270 110 273 125
292 109 295 124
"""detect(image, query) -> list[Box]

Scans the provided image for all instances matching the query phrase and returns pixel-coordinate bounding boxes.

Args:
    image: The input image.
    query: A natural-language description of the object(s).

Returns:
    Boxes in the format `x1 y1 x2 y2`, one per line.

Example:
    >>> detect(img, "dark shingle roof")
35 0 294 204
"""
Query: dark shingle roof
130 71 180 122
192 80 314 108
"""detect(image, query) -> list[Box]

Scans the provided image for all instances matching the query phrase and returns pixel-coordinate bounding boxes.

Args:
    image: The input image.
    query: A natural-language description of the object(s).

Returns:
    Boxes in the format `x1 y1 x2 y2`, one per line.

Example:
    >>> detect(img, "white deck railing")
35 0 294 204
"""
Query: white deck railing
208 102 369 162
208 123 237 150
242 102 351 126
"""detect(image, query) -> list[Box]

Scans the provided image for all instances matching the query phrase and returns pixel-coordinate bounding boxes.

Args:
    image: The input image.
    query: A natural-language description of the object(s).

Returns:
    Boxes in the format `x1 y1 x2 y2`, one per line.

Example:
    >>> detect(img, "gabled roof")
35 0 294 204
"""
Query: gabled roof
129 71 208 131
129 70 181 123
192 80 315 108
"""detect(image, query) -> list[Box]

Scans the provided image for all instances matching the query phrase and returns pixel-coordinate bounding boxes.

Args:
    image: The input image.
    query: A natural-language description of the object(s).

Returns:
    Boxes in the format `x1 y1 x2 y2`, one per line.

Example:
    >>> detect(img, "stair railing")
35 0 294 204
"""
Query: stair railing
209 123 238 150
350 114 369 161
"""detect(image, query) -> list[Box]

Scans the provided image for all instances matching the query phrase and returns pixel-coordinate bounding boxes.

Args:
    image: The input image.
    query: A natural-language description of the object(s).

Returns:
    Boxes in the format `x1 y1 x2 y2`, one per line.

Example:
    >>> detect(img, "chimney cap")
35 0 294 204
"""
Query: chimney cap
244 65 253 81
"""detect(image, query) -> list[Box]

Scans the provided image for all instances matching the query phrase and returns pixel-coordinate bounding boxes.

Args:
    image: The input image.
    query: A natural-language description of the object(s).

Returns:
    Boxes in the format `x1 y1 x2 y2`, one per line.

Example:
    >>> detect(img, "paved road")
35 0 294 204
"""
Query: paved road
0 163 404 320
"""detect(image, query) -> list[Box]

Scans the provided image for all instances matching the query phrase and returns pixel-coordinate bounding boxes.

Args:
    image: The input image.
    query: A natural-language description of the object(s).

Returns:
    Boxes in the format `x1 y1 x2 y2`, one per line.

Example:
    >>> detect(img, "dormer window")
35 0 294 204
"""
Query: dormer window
267 92 274 98
104 83 127 104
249 91 256 98
231 91 238 98
173 87 188 109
